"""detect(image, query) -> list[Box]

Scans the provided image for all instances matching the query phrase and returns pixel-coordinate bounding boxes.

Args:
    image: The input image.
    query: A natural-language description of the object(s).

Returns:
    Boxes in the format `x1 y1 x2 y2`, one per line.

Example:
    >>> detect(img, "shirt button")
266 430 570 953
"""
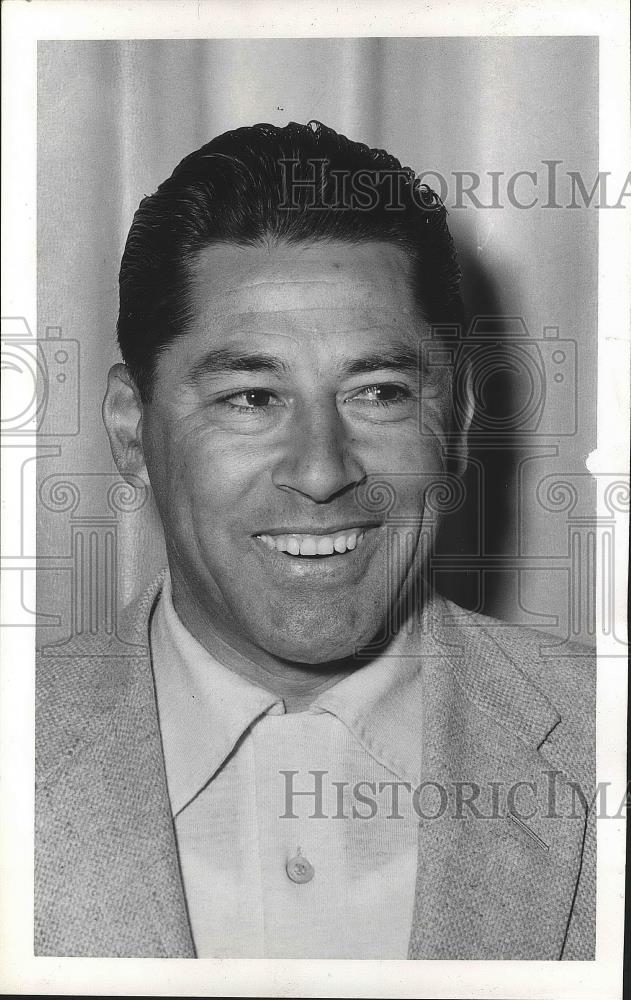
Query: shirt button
286 848 315 884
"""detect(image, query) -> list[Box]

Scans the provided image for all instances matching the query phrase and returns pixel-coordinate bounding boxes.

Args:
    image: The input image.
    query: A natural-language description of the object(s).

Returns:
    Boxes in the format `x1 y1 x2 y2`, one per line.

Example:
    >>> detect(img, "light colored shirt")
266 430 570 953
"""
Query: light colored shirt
150 573 425 959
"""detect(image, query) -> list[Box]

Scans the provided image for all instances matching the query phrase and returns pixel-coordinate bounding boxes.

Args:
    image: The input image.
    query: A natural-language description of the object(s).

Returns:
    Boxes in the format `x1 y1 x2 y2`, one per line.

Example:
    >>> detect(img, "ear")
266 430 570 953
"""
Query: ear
450 357 475 477
102 363 149 485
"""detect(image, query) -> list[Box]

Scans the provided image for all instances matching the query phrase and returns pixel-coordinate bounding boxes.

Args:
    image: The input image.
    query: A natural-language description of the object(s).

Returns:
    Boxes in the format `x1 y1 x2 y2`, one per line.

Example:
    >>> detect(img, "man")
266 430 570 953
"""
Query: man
35 121 595 959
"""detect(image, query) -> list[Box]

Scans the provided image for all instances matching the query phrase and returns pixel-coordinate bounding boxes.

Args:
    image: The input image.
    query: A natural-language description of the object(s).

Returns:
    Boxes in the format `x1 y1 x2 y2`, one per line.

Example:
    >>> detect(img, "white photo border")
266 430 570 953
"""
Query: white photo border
1 1 628 997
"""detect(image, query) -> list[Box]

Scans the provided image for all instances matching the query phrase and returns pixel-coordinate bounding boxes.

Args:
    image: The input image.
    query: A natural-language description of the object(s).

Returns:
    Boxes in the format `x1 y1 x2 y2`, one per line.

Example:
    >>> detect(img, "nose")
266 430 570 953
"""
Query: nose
271 400 365 502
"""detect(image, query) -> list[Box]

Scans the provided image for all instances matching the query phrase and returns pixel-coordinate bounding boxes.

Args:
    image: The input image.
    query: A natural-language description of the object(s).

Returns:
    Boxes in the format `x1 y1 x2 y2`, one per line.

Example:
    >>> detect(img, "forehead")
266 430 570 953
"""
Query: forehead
185 240 421 342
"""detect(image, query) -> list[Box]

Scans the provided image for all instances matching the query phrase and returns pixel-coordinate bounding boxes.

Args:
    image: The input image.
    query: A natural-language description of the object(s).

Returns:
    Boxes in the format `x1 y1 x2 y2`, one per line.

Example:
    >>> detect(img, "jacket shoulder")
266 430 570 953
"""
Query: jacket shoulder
440 598 596 781
35 573 163 785
441 599 595 706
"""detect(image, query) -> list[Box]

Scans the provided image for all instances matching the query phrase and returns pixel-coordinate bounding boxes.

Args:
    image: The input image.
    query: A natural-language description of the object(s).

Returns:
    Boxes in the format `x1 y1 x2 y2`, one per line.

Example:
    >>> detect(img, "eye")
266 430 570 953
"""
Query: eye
350 383 411 406
222 388 283 411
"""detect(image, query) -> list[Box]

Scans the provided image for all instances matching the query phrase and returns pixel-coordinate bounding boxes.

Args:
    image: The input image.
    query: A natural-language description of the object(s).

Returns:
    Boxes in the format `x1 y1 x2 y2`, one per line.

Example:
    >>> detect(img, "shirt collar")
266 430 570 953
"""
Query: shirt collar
310 623 432 785
151 572 437 813
150 572 283 815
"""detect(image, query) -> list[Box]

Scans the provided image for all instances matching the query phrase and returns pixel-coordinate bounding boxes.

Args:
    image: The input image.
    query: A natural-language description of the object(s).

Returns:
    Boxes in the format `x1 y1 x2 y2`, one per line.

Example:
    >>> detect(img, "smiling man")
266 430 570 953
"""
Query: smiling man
114 238 453 677
35 121 595 960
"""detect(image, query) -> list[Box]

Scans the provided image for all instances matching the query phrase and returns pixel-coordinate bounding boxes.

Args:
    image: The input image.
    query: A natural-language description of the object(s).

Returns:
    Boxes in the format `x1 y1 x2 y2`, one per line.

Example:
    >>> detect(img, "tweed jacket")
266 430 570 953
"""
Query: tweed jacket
35 574 596 959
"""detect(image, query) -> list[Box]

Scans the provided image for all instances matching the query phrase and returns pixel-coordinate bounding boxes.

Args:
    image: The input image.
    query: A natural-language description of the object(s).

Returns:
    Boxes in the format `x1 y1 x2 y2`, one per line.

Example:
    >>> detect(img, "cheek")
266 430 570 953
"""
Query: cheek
369 424 446 473
171 438 267 541
147 416 241 489
366 434 447 521
141 418 209 530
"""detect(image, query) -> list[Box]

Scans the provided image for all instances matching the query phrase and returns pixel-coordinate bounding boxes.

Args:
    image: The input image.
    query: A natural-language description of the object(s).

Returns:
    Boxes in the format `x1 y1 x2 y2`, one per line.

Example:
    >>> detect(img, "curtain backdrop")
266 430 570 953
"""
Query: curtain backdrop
36 37 598 645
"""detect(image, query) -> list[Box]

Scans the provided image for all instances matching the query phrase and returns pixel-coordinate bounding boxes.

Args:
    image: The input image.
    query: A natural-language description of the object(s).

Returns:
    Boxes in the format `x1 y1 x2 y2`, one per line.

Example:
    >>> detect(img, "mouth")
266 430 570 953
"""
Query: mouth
255 526 369 558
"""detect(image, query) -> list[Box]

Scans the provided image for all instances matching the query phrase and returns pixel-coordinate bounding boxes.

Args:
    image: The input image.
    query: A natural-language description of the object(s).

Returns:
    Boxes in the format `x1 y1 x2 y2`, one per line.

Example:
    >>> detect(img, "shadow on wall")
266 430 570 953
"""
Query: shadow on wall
436 245 521 616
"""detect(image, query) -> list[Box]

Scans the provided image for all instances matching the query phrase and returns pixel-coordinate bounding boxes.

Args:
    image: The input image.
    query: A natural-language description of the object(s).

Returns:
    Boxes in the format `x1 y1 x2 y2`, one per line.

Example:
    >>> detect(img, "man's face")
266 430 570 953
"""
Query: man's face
140 240 451 663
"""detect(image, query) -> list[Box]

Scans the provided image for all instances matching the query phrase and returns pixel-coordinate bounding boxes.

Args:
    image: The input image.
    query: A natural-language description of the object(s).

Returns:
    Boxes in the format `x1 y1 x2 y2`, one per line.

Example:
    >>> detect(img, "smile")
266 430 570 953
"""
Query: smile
256 528 367 557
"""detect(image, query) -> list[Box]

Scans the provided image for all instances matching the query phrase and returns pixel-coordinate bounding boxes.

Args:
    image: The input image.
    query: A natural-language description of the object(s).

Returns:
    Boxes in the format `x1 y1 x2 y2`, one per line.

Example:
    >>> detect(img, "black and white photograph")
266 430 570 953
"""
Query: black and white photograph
1 1 628 997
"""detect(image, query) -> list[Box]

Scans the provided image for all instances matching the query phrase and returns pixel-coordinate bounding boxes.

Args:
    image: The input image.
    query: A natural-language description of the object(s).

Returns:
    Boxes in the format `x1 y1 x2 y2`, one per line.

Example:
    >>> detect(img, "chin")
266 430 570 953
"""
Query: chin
255 619 380 665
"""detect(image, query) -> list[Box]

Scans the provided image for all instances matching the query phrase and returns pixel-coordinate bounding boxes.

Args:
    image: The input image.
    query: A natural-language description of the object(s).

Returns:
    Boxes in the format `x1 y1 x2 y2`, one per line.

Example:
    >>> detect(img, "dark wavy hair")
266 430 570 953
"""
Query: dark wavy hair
117 120 463 400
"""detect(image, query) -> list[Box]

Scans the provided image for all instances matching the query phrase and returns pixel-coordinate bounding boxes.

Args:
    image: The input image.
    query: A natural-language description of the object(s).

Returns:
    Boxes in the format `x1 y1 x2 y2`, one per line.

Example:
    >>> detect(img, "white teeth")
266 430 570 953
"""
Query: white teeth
316 537 335 556
258 529 367 557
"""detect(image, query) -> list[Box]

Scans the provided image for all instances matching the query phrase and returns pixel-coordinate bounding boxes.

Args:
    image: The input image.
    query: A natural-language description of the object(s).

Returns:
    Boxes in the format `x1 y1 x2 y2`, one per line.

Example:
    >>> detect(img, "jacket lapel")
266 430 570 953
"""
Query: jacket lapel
408 598 588 959
36 576 195 957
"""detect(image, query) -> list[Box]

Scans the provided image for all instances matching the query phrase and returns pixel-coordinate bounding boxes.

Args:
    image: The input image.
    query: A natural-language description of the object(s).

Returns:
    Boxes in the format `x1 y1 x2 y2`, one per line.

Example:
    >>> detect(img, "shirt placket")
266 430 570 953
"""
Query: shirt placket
251 713 337 959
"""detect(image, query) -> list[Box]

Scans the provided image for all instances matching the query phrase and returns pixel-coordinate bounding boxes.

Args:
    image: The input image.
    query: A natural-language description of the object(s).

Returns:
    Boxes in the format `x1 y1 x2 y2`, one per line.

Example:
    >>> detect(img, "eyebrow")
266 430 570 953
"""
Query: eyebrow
186 343 422 384
340 345 421 377
187 348 290 384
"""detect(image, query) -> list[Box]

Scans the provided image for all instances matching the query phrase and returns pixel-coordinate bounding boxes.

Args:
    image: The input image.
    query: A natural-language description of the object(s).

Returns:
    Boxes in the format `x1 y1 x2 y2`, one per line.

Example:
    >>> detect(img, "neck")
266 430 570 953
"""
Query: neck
169 574 364 712
167 563 426 713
